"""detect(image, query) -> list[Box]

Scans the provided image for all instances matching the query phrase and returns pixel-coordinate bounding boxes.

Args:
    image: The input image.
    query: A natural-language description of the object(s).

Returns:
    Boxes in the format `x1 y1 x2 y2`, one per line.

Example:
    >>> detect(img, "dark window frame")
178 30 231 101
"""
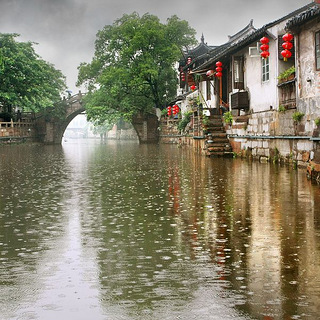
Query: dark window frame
206 79 211 100
262 57 270 82
315 30 320 70
233 56 244 90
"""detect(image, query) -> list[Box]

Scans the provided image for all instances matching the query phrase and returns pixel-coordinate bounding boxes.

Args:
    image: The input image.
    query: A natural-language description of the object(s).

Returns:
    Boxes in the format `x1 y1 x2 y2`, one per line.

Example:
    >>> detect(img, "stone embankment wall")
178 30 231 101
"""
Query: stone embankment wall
227 109 320 168
159 117 206 153
0 120 36 143
159 110 320 180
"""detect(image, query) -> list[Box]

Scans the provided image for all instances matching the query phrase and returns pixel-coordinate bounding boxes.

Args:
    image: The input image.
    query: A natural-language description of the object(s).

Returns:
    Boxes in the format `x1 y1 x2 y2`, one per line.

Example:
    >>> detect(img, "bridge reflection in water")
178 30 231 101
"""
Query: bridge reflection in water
0 140 319 320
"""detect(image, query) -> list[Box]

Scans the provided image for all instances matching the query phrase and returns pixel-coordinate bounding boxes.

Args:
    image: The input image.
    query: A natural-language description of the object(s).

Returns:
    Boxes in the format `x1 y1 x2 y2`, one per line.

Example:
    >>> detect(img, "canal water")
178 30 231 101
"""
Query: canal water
0 140 319 320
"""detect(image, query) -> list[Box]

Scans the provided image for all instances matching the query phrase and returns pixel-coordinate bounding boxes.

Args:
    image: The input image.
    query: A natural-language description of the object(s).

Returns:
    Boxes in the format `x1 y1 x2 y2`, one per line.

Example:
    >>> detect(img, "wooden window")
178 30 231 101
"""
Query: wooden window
262 57 269 82
316 31 320 70
233 56 244 90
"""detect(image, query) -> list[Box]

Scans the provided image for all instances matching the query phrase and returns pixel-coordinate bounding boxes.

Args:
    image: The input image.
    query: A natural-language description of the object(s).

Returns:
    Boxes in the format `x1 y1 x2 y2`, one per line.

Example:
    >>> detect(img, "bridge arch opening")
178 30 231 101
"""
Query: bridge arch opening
36 92 159 144
63 114 139 141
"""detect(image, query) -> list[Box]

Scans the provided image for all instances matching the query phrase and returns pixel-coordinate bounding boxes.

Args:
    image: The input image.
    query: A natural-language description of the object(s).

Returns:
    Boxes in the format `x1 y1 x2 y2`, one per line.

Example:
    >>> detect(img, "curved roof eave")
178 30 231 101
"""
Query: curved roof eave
193 2 314 73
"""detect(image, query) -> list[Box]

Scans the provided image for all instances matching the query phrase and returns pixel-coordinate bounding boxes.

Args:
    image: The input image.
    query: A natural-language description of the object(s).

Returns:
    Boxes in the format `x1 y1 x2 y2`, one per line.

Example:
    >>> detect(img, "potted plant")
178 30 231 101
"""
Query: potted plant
223 111 233 127
201 116 210 134
292 111 304 123
313 118 320 137
278 66 295 84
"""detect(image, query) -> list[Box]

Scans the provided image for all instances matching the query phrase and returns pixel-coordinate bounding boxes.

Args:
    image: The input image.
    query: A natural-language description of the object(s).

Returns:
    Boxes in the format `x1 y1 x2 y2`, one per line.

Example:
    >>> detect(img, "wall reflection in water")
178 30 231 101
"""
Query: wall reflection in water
165 149 320 319
0 141 319 320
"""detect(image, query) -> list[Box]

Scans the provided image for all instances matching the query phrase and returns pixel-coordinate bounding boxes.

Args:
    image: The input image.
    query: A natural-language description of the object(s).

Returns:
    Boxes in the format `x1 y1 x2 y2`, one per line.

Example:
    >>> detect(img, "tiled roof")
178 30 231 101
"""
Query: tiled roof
185 21 257 73
286 4 320 29
228 19 255 42
180 34 215 65
193 2 315 72
193 27 266 72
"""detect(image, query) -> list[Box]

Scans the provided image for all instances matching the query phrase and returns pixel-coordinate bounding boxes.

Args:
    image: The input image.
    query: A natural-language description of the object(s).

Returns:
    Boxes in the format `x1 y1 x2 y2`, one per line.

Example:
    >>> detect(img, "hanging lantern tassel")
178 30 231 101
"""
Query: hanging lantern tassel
281 49 292 62
167 106 172 116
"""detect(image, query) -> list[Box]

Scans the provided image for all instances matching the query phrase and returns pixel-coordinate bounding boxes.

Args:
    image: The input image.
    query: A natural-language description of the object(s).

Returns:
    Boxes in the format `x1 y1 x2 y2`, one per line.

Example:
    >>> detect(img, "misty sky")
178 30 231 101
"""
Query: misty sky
0 0 310 93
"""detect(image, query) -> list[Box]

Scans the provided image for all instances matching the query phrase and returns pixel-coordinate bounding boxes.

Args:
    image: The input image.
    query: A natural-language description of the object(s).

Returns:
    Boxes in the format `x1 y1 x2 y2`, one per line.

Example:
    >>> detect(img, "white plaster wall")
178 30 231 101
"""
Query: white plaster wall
199 80 217 110
179 90 198 115
244 40 278 112
244 20 294 113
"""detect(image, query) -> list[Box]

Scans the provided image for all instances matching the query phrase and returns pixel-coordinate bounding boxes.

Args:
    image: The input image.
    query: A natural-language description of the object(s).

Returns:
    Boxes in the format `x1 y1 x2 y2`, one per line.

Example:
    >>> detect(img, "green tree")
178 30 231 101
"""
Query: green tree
77 13 196 123
0 33 66 115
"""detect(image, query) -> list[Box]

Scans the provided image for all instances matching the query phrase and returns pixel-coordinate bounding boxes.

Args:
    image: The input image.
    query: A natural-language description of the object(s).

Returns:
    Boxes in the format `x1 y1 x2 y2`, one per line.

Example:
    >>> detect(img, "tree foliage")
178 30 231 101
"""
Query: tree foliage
0 33 66 114
77 13 196 123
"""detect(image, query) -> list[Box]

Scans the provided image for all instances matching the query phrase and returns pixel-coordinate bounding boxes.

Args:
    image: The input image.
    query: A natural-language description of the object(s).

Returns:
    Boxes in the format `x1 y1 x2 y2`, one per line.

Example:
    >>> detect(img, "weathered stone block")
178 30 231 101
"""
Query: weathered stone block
302 151 310 162
263 124 269 132
251 118 259 126
252 141 258 148
314 149 320 162
265 148 270 157
297 141 305 150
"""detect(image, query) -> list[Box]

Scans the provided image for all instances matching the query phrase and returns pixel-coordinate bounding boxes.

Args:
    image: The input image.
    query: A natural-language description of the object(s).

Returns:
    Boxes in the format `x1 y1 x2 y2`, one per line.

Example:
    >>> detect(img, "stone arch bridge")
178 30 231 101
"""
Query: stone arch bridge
35 92 159 144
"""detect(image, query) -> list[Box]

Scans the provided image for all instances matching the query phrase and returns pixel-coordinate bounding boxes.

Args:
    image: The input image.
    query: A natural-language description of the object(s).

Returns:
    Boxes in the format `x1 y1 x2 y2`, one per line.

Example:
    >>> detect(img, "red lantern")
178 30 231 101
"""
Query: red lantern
181 72 185 81
167 106 172 116
215 61 223 77
282 33 293 42
187 57 192 64
261 51 270 59
173 104 179 115
206 69 214 77
282 41 293 50
190 85 196 91
281 33 293 61
260 36 269 44
260 36 270 59
281 49 292 61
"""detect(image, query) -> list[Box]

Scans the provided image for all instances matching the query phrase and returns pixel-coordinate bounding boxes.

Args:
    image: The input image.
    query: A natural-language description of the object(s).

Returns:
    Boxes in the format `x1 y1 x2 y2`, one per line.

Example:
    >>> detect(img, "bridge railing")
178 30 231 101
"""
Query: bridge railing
65 91 84 105
0 118 35 128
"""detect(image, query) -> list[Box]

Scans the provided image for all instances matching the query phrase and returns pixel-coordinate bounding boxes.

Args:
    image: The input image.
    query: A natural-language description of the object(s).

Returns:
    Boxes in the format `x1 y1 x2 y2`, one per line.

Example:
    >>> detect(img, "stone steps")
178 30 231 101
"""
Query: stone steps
202 116 233 157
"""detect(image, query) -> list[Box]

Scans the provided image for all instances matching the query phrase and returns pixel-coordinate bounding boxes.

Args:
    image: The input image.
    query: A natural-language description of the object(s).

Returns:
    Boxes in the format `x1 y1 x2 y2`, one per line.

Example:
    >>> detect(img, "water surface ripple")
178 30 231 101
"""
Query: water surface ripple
0 140 319 320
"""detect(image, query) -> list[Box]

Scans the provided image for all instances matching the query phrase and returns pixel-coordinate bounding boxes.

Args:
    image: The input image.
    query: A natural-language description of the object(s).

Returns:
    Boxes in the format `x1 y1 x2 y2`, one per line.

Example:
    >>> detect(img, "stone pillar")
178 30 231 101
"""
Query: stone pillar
132 112 159 143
